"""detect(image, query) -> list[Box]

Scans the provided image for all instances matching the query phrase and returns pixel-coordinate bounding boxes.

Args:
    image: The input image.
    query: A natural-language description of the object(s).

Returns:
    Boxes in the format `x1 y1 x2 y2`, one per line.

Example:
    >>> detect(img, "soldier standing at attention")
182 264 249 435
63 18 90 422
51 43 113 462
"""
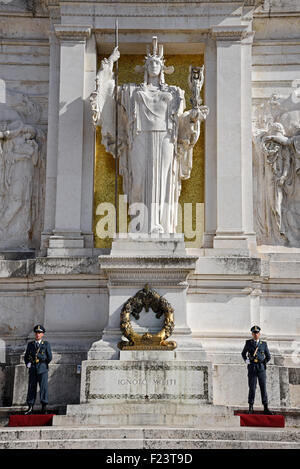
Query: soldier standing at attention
241 325 272 415
24 325 52 415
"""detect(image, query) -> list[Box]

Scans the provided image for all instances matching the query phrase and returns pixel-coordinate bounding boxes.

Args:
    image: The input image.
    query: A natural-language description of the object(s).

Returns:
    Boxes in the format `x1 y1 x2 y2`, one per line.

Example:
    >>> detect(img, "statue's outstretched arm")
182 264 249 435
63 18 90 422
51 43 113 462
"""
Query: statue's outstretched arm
90 47 120 131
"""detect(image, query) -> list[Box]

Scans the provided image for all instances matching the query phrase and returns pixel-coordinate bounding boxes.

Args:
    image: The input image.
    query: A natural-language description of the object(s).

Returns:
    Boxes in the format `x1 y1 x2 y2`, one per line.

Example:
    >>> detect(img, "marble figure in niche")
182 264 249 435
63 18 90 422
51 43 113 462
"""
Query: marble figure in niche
0 120 41 249
253 91 300 246
90 37 209 234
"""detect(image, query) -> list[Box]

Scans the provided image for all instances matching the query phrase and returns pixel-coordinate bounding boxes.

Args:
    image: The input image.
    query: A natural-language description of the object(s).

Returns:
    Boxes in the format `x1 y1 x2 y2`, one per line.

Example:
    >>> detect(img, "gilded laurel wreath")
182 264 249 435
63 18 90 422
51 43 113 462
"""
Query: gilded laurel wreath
118 284 177 350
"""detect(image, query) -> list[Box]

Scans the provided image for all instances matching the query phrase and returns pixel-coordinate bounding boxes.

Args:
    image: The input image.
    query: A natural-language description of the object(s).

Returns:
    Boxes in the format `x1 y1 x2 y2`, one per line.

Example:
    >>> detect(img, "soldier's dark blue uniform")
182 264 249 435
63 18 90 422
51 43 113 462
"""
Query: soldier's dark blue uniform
241 325 272 414
24 325 52 414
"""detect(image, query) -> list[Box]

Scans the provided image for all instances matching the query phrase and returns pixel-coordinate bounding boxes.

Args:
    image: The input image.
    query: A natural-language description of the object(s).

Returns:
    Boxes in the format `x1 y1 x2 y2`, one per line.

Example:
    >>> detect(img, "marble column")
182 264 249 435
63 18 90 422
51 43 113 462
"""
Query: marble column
203 38 217 248
47 25 95 256
211 26 256 252
41 16 60 253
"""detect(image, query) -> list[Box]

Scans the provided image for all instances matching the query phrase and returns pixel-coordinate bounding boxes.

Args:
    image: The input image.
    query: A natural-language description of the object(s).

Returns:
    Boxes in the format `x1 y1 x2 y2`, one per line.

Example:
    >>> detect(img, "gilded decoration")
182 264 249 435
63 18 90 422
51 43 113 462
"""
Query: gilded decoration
93 54 205 248
118 284 177 350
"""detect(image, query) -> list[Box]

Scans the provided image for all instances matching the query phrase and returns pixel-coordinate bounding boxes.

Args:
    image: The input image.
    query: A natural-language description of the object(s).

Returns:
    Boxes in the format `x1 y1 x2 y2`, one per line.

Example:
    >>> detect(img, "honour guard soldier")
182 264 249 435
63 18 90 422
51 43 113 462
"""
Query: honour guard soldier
24 325 52 415
241 325 272 415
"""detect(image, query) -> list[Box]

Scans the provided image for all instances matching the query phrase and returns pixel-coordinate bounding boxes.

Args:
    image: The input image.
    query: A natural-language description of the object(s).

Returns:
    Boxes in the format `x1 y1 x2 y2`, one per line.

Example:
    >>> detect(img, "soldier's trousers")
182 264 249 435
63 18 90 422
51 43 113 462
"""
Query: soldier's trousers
26 368 49 405
247 363 268 405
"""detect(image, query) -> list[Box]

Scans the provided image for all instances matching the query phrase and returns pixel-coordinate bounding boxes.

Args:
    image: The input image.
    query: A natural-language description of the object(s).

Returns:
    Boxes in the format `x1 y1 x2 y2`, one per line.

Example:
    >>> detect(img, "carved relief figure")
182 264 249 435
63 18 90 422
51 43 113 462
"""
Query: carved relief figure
262 123 294 238
253 90 300 246
91 37 208 234
0 120 40 248
0 79 46 250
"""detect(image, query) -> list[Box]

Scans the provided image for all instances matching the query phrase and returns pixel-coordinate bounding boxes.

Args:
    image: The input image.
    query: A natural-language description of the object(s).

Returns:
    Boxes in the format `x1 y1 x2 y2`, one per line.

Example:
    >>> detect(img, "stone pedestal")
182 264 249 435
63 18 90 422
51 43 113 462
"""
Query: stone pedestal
88 235 202 360
80 353 212 405
56 238 213 426
55 350 214 427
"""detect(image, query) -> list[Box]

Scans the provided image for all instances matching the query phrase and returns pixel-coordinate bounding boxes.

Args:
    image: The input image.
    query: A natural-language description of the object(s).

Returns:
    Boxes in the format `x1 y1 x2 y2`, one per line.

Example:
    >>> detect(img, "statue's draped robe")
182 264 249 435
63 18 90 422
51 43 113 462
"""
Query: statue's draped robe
0 123 39 247
254 130 300 246
96 59 199 233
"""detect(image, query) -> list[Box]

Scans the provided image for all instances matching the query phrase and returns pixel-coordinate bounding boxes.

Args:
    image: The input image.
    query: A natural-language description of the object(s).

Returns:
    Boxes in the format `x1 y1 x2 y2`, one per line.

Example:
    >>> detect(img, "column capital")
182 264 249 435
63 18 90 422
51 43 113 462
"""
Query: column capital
210 25 254 43
54 25 91 42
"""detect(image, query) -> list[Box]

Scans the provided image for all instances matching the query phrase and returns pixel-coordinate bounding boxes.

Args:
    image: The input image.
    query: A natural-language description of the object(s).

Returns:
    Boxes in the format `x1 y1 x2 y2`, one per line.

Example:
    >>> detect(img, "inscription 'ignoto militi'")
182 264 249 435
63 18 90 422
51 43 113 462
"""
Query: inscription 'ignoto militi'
85 364 210 402
118 378 177 386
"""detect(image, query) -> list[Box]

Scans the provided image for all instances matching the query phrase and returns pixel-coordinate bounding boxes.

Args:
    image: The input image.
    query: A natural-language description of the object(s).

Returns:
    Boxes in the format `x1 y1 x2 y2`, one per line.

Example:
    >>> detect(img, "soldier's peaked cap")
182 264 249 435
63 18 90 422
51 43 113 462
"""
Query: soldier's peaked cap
251 325 261 333
34 324 45 333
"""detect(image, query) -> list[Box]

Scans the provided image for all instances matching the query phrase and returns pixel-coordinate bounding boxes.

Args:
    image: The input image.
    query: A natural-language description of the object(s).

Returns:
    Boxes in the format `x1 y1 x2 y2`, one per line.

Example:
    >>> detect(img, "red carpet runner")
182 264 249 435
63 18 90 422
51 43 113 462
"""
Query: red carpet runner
8 414 55 427
234 411 285 428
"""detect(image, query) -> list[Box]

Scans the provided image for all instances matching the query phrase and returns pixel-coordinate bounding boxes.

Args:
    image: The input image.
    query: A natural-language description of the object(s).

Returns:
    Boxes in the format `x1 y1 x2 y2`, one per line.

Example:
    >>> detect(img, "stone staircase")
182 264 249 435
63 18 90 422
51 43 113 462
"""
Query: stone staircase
0 404 299 449
0 426 299 449
52 402 240 428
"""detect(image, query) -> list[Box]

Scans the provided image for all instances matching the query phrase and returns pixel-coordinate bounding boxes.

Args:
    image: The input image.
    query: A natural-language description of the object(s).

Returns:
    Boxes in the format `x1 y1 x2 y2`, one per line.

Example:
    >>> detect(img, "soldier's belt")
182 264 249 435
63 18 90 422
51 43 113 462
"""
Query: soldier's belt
250 357 262 363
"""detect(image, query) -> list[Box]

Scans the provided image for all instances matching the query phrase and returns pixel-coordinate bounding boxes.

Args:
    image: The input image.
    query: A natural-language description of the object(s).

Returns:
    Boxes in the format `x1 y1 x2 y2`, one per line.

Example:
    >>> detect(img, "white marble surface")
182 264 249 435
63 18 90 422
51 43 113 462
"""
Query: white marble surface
0 0 300 412
80 358 212 404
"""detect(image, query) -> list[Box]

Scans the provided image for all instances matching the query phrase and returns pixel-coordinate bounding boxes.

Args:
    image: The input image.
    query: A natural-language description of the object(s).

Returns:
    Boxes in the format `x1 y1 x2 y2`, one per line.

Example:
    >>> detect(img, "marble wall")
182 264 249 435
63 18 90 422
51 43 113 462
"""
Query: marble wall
0 0 299 409
252 3 300 247
0 1 49 251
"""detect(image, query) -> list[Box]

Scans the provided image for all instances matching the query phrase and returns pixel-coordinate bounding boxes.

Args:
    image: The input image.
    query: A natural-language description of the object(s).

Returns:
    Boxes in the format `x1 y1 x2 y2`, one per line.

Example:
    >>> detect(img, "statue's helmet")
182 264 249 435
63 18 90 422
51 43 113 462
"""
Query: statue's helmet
135 37 174 84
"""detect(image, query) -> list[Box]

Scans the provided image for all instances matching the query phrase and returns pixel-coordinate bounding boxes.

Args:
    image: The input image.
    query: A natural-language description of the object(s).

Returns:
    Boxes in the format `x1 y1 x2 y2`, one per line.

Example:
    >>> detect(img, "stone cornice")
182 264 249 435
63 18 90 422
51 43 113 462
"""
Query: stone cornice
99 255 197 287
210 25 253 41
54 24 91 41
55 0 251 21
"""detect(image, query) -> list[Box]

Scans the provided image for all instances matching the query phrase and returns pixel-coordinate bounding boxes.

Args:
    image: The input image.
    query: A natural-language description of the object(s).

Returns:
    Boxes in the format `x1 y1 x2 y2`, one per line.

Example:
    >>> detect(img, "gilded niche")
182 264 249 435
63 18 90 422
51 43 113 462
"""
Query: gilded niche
93 54 205 248
118 284 177 351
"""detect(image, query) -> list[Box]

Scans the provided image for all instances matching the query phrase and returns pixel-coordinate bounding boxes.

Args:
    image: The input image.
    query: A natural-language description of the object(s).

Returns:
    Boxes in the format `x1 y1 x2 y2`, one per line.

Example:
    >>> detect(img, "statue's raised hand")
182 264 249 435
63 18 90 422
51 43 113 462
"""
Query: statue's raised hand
109 47 120 64
190 106 209 122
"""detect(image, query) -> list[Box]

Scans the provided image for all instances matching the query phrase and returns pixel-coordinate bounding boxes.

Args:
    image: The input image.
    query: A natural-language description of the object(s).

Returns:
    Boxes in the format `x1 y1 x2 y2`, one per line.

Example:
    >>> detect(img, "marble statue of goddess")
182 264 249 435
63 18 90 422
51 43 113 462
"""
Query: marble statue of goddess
90 37 209 234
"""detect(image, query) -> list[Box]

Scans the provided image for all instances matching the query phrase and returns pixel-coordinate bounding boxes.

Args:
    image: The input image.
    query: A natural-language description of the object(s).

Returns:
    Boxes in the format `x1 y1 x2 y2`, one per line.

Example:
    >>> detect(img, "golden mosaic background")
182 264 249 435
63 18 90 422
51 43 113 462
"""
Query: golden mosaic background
94 54 205 248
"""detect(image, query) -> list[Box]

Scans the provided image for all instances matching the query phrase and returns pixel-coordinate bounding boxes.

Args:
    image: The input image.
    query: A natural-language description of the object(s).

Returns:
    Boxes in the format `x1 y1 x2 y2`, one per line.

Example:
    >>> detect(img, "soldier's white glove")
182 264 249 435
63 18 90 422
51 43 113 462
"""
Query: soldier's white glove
26 363 31 369
245 359 250 365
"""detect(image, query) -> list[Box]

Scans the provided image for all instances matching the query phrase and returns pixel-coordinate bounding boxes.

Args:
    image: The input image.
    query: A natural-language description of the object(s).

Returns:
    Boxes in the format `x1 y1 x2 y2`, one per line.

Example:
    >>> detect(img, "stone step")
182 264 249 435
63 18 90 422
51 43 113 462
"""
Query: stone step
52 402 300 428
0 427 299 449
65 402 235 416
0 438 299 449
1 426 300 442
53 402 240 427
52 414 240 428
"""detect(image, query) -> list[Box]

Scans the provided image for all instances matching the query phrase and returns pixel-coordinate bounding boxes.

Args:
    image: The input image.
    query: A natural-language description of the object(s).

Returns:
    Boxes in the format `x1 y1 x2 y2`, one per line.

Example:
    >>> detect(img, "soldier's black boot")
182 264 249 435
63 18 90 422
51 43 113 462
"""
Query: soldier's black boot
248 404 254 414
25 405 33 415
41 403 48 414
263 405 272 415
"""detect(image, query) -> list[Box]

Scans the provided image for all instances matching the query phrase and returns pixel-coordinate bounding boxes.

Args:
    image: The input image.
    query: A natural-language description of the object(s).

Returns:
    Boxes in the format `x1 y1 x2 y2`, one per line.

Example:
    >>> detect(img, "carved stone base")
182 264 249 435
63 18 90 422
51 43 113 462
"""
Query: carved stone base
79 356 213 405
110 233 186 256
47 233 93 257
88 238 199 359
213 232 257 252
